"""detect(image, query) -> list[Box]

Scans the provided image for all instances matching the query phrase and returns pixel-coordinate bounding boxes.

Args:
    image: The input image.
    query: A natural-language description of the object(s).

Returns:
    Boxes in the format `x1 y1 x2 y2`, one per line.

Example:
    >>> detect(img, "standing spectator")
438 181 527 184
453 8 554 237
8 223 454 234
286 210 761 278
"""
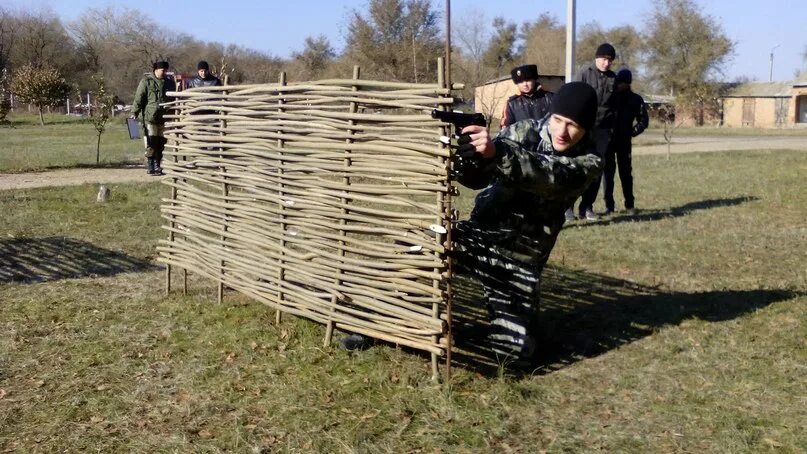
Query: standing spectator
186 61 222 88
603 69 648 216
566 43 617 221
500 64 553 128
131 61 175 175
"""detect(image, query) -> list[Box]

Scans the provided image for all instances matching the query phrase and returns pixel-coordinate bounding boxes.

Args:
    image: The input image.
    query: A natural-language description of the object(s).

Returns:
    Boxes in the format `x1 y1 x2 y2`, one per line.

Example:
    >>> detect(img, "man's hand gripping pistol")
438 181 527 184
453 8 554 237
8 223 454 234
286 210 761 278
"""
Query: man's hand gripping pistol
431 110 488 179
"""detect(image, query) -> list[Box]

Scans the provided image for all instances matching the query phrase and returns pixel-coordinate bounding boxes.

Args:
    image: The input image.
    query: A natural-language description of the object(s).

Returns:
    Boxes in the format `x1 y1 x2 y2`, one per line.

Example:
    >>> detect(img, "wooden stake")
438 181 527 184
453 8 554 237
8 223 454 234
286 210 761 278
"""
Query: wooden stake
325 65 360 347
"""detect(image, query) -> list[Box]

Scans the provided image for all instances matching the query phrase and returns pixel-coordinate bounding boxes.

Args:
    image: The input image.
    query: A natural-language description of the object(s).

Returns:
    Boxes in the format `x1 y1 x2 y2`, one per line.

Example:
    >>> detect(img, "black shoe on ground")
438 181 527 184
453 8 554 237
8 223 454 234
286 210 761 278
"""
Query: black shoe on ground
340 334 374 351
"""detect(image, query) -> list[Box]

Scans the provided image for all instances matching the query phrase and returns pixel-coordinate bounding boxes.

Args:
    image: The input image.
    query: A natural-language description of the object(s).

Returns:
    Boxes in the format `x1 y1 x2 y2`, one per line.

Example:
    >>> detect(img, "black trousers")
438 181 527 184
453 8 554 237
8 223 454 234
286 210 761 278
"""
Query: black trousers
576 127 611 214
603 139 634 211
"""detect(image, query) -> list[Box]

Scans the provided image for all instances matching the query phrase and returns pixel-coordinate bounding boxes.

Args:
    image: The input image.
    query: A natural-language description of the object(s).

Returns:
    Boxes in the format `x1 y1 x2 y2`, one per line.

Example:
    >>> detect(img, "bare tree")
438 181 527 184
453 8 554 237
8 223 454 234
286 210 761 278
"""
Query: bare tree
345 0 442 82
645 0 733 119
0 7 16 72
482 17 517 77
452 9 495 101
519 14 566 75
292 35 335 80
10 10 76 72
0 67 10 125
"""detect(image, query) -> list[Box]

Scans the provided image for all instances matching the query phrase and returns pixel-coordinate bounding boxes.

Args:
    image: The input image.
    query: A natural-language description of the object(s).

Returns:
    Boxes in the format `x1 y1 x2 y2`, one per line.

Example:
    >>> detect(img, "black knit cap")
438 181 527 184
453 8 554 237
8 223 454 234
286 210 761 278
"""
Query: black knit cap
197 60 210 71
550 82 598 132
595 43 616 59
616 68 632 84
152 61 169 70
511 64 538 83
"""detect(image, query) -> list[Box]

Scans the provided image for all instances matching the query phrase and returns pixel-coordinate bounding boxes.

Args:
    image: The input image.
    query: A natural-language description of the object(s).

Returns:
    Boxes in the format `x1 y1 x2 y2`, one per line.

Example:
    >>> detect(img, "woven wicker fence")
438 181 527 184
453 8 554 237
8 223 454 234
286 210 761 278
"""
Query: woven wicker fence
158 63 460 377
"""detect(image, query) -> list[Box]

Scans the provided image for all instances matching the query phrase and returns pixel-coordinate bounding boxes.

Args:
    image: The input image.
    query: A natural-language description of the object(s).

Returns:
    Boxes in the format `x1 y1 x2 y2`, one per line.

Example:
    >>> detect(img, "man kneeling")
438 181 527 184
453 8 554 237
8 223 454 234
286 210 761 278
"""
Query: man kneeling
452 82 602 363
342 83 602 364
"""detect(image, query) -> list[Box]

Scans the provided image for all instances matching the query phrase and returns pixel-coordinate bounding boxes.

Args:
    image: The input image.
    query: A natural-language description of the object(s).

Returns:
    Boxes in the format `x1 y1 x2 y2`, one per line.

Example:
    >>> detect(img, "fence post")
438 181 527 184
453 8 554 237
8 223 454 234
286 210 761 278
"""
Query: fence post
218 76 230 304
275 72 287 324
433 57 454 382
324 65 361 347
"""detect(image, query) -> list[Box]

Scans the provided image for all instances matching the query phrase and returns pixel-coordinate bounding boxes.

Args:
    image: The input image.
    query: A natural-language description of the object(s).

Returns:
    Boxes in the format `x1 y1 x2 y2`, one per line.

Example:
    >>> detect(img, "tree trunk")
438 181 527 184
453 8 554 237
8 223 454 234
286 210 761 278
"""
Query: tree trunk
96 133 102 165
38 106 44 126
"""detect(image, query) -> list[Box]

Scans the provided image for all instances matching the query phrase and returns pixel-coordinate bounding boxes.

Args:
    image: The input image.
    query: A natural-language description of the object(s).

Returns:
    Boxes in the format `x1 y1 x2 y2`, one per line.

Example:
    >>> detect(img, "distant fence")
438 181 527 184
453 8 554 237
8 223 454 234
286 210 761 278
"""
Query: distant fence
7 94 121 117
158 61 459 378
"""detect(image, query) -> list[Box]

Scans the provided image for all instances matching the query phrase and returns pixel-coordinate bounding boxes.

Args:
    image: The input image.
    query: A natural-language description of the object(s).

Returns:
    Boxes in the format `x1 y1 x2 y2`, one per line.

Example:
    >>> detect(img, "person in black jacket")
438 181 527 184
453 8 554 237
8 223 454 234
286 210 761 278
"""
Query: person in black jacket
566 43 617 221
603 69 648 215
186 61 222 88
500 64 553 129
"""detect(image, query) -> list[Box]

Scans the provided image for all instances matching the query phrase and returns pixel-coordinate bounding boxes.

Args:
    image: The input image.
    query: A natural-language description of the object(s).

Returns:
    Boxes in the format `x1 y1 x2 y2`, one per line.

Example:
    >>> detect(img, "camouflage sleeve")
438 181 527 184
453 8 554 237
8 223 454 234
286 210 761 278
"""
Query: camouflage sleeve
492 120 603 199
132 78 147 118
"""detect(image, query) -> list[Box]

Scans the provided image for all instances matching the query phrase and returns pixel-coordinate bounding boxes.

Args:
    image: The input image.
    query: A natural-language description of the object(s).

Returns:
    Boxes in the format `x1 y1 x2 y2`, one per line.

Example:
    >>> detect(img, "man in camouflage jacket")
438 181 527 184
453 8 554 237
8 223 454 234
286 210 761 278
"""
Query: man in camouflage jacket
131 61 176 175
454 82 602 362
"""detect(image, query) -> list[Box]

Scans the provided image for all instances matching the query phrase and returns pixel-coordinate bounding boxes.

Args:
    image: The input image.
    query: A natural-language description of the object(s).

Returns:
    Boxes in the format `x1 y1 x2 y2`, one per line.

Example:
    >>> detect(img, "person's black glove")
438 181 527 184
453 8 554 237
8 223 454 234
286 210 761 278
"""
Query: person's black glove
451 133 485 180
455 133 477 160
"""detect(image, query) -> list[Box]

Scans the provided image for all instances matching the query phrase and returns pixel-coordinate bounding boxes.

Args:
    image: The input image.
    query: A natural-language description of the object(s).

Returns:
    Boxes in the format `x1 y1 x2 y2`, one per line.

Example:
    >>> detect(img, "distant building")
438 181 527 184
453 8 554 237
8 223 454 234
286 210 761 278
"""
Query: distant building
721 77 807 127
473 74 565 124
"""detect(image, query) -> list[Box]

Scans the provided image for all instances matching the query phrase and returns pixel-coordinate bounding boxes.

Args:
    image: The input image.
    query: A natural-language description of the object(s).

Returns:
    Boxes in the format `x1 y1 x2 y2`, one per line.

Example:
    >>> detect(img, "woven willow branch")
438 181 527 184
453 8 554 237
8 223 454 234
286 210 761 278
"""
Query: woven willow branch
159 76 455 357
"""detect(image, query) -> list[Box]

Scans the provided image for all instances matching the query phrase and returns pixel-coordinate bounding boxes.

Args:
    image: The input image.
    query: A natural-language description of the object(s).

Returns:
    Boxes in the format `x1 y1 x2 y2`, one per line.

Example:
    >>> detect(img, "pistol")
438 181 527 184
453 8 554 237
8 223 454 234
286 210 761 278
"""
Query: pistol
431 110 486 134
432 110 488 179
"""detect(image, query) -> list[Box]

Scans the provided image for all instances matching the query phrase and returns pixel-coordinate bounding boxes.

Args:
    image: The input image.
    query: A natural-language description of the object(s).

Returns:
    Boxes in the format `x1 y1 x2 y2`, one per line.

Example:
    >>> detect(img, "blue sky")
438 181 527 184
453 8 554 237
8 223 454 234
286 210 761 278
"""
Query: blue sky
13 0 807 82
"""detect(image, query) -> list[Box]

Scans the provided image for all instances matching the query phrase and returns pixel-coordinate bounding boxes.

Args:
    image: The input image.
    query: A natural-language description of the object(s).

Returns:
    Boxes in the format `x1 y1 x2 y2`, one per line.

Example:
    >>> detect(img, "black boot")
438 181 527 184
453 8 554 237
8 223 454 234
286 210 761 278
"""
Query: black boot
146 157 155 175
339 334 374 351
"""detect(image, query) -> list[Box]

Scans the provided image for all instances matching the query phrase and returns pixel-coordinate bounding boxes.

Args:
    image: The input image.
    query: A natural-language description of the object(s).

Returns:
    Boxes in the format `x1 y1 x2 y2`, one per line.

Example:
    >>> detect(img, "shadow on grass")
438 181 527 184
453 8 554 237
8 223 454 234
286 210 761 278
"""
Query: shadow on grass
566 196 758 228
0 236 158 284
450 265 797 377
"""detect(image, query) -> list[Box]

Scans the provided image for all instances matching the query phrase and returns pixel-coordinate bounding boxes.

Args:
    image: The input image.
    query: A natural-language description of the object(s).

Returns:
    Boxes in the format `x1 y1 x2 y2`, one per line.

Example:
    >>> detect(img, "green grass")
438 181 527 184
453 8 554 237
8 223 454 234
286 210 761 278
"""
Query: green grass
1 150 805 452
645 126 807 136
0 113 143 172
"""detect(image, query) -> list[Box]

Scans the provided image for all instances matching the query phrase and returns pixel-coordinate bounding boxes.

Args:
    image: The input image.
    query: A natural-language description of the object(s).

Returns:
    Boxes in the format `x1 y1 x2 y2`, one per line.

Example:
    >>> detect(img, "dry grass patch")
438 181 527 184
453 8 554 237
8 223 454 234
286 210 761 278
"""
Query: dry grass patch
0 150 805 451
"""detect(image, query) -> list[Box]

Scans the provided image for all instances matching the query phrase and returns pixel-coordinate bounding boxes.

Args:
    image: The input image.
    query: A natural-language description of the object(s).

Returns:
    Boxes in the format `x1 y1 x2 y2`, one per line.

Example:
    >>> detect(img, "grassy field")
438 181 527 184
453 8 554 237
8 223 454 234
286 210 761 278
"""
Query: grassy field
0 150 805 452
0 113 144 172
644 126 807 136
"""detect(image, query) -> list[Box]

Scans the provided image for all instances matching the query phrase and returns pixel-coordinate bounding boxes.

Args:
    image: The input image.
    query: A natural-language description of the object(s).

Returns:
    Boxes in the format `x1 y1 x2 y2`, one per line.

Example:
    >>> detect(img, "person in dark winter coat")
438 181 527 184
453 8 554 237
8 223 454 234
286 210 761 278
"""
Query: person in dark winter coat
452 82 603 362
500 64 553 129
131 61 176 175
603 68 648 215
186 60 222 88
566 42 617 221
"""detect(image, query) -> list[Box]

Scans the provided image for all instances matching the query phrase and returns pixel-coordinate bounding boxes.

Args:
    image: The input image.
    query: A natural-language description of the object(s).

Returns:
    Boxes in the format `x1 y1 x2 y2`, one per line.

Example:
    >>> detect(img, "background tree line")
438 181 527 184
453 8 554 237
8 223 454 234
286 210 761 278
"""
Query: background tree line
0 0 766 112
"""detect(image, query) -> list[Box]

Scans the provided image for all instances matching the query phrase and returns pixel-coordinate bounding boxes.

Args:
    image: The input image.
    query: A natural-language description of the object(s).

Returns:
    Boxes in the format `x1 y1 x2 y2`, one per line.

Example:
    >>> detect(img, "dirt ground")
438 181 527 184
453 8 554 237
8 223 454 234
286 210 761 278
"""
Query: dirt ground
635 132 807 155
1 133 805 190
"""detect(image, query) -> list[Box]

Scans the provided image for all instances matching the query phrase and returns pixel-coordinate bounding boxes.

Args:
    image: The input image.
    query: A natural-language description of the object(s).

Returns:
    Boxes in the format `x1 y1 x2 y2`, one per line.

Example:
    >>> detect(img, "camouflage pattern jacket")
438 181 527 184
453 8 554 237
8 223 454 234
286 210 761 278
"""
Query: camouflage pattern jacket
132 73 176 125
456 116 603 269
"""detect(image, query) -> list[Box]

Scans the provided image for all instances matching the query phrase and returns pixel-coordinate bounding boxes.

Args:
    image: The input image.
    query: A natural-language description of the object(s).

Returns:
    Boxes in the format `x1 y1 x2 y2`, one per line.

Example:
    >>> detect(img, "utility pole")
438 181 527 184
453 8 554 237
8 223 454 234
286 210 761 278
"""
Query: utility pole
565 0 576 82
445 0 451 88
769 45 779 82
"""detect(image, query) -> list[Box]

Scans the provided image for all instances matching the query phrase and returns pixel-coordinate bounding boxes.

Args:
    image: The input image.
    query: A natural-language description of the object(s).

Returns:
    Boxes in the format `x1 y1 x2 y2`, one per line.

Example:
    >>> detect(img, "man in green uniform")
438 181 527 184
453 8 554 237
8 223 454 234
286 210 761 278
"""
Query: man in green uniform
131 61 175 175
